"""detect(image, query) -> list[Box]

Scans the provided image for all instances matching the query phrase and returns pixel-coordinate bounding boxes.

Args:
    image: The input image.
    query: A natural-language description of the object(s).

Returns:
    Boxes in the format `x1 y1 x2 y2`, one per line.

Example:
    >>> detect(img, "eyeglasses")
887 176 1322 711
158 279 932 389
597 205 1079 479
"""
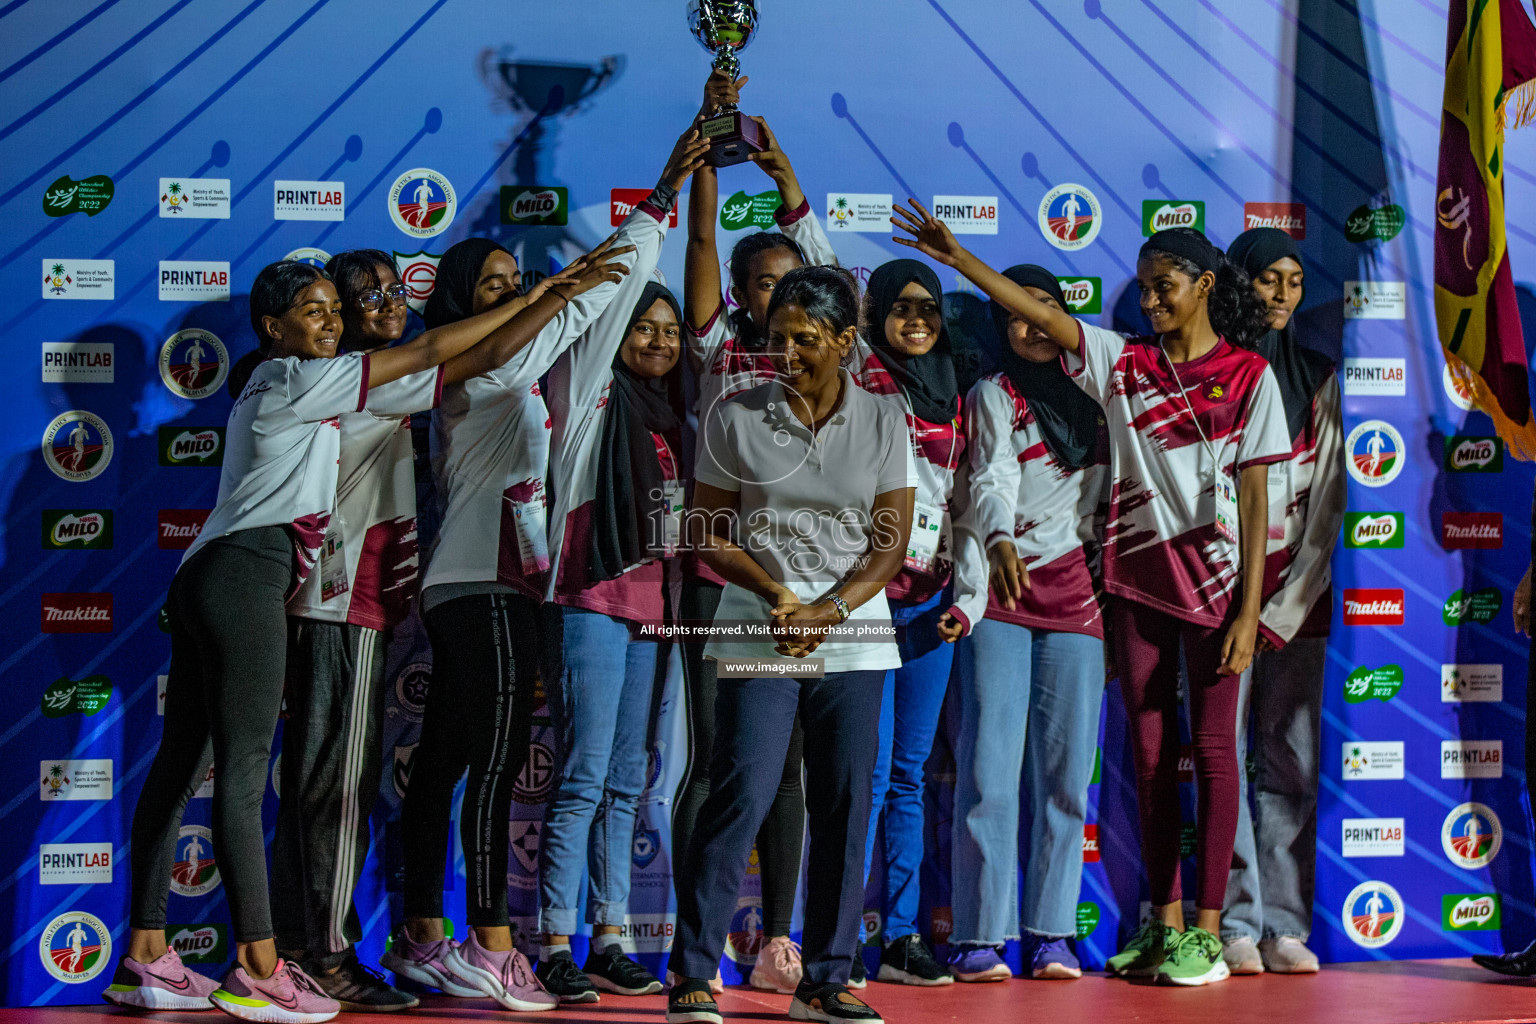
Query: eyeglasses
356 283 410 312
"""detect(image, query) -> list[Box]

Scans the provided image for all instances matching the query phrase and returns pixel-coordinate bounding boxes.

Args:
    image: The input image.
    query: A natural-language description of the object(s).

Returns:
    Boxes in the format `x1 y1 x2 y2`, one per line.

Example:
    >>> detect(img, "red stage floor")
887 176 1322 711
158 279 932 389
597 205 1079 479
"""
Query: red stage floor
14 960 1536 1024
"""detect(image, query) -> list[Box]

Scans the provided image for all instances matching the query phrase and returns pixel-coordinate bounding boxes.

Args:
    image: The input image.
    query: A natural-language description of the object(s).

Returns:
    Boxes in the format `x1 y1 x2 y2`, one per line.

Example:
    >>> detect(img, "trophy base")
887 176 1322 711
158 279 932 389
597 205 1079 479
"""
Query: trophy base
701 110 765 167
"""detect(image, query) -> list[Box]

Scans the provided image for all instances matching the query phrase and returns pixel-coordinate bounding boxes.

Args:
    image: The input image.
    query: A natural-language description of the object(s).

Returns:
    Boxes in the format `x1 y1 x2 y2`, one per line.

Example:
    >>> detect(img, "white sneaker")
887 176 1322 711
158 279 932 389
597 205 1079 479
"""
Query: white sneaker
1259 936 1320 974
1222 935 1264 975
749 936 803 994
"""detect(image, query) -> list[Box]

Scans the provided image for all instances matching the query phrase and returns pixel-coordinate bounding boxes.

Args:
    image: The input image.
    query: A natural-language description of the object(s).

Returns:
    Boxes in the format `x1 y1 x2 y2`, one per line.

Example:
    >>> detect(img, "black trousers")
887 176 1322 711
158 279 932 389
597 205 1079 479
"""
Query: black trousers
670 669 883 986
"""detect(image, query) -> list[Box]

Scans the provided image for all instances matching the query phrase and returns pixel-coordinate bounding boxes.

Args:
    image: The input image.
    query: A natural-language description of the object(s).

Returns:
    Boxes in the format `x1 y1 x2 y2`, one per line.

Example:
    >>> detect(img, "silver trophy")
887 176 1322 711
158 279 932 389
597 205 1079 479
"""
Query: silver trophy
687 0 763 166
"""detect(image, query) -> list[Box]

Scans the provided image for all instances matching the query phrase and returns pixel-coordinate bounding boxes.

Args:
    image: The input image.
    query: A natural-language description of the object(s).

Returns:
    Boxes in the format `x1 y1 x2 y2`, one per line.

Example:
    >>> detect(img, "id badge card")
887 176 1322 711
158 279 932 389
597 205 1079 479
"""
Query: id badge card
661 479 684 557
512 498 550 575
904 499 947 574
319 518 350 602
1213 474 1239 544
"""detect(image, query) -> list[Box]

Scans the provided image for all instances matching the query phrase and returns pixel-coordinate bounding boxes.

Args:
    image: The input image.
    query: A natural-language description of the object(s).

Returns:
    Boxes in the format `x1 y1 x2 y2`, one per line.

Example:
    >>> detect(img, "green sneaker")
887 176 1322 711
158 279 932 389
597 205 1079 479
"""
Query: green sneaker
1106 921 1174 977
1157 927 1230 986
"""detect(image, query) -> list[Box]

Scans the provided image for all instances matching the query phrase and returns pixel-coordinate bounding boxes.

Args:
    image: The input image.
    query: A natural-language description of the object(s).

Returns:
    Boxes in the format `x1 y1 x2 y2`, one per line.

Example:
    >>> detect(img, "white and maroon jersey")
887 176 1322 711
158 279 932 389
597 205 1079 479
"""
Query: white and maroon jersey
544 219 678 625
1064 323 1291 628
422 198 671 600
183 352 373 590
1258 374 1345 643
851 344 966 606
287 367 445 630
951 373 1107 638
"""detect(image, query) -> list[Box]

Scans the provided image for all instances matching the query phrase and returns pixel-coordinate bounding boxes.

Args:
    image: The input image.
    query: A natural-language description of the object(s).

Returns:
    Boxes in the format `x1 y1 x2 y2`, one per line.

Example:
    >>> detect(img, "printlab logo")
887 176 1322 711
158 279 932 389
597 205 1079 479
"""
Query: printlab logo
1344 512 1403 548
1443 587 1501 625
1341 818 1404 858
39 912 111 984
43 174 113 217
1038 184 1101 250
1342 881 1404 948
1057 277 1102 314
1441 802 1501 869
1441 740 1502 779
42 341 114 383
1441 511 1502 550
42 259 114 299
159 261 231 302
719 189 780 231
1342 741 1403 780
389 168 456 238
43 411 113 482
1342 358 1406 396
393 251 442 314
41 675 112 718
42 509 112 549
931 195 999 235
612 188 679 227
39 843 113 884
1342 589 1404 626
159 329 228 399
1346 201 1405 243
826 192 892 232
39 759 112 801
1243 202 1305 237
170 825 220 896
1444 894 1501 931
168 924 227 964
284 247 332 268
501 185 568 226
1442 663 1503 703
158 510 210 550
1445 435 1503 472
159 426 224 466
160 178 230 218
273 180 345 221
42 593 113 634
1142 199 1204 235
1345 420 1404 487
1343 665 1401 703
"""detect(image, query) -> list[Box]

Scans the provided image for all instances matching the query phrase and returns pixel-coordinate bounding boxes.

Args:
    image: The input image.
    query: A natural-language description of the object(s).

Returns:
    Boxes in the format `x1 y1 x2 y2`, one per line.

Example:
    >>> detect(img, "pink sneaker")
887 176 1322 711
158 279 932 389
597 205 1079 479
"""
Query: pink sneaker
210 960 339 1023
750 936 803 994
379 926 483 997
667 968 725 995
102 949 219 1010
445 931 557 1012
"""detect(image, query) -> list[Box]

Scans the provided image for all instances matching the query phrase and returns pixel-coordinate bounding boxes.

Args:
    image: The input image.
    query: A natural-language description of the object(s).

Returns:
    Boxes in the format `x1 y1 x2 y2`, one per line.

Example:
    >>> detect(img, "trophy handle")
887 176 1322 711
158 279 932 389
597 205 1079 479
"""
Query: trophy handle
574 56 621 104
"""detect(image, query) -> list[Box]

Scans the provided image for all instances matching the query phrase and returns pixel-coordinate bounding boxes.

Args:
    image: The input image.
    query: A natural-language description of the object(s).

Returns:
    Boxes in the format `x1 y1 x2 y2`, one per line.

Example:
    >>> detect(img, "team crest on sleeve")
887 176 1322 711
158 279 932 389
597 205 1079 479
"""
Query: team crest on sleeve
1441 802 1501 869
1345 420 1404 487
39 911 111 983
1037 184 1102 251
389 169 456 238
42 411 113 481
1342 881 1404 947
159 329 228 400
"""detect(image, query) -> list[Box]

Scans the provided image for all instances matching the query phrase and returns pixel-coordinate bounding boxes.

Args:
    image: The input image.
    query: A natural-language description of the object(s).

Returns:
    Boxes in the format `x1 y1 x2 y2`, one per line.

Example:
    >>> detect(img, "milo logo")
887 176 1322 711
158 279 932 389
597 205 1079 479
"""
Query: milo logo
499 185 568 226
1344 512 1403 548
42 510 112 549
1142 199 1205 235
1442 894 1499 931
167 923 227 963
1056 276 1102 314
159 427 224 466
1443 587 1501 626
1445 436 1502 472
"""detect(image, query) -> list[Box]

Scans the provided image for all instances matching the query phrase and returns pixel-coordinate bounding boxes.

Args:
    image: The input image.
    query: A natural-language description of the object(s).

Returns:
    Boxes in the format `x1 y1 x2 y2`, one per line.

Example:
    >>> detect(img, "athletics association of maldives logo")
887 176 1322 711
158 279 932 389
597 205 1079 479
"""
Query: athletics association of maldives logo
1037 183 1101 251
159 329 228 400
170 825 220 897
41 410 112 482
1343 881 1404 948
1442 802 1502 869
39 911 111 984
1345 420 1404 487
389 169 455 238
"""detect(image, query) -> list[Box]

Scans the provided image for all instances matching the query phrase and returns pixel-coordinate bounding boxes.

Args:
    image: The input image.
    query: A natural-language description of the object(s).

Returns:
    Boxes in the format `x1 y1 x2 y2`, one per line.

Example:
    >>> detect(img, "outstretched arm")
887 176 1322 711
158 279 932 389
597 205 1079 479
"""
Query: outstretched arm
684 72 742 332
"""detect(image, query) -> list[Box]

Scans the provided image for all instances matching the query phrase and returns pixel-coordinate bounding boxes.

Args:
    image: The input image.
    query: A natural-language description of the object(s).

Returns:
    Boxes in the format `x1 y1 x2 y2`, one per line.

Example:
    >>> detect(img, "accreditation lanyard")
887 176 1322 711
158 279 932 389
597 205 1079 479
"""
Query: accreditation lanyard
1160 346 1239 545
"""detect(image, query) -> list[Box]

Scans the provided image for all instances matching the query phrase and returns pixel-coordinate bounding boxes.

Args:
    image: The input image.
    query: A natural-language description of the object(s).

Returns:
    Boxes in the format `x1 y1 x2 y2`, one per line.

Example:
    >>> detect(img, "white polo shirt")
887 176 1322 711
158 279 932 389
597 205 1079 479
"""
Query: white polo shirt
696 368 911 671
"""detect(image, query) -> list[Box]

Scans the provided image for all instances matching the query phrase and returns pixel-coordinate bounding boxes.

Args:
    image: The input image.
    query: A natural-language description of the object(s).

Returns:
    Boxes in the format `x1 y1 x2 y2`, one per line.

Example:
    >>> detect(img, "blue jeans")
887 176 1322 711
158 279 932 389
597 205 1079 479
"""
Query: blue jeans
538 606 663 935
1223 636 1326 943
952 620 1105 942
863 589 955 942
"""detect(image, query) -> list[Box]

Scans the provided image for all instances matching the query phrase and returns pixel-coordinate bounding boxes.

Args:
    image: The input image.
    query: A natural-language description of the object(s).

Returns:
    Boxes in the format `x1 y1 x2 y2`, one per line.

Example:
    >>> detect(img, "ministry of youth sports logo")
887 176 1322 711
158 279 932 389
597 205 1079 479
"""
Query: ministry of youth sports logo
1342 880 1404 948
389 169 455 238
159 329 228 400
1346 420 1405 487
42 411 113 482
39 911 111 984
1442 802 1501 869
1037 183 1102 251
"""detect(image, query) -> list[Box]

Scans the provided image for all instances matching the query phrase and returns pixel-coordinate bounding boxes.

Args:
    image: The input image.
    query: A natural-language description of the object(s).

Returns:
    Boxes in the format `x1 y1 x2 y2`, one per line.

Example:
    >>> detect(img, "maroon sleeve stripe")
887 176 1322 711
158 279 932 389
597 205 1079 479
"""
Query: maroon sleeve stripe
432 364 446 409
774 197 811 226
686 298 725 338
356 353 371 412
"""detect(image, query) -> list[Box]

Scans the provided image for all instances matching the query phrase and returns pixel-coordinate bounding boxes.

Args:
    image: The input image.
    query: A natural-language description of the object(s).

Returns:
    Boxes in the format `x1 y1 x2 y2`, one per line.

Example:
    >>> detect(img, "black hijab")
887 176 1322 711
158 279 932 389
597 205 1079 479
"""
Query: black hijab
990 265 1103 470
422 238 512 330
865 260 960 424
1226 228 1333 441
589 282 685 582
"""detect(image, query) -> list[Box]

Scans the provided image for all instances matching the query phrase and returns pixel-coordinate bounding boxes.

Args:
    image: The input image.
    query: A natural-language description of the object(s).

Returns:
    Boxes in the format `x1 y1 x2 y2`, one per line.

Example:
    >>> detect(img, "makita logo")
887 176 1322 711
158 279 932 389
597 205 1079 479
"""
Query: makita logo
160 268 228 287
1243 204 1306 235
511 189 558 217
158 510 210 550
1150 202 1199 229
1343 589 1404 625
41 593 112 633
51 512 105 545
1351 514 1399 546
610 188 676 227
1082 824 1100 862
1442 512 1502 549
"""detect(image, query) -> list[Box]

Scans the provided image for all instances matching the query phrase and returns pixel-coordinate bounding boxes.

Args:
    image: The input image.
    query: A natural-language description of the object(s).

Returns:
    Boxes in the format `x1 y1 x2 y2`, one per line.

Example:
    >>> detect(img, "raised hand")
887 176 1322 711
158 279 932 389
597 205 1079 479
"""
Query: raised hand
555 235 637 298
743 117 804 210
892 198 967 267
663 125 713 191
701 69 747 115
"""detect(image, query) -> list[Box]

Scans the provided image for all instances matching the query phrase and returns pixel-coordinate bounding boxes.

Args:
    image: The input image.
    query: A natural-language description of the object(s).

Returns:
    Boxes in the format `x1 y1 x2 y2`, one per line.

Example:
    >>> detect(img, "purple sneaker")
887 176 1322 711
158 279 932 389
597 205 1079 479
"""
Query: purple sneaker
1023 936 1081 979
210 959 339 1023
946 945 1011 982
379 926 483 997
102 949 218 1010
445 930 558 1012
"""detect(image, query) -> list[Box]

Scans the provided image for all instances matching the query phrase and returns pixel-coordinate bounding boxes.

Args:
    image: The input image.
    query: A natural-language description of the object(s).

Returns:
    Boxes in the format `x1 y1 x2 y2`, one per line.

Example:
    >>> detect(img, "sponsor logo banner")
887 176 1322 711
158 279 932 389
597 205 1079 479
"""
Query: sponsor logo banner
1343 665 1402 703
393 250 442 314
616 913 676 954
273 180 345 221
40 759 112 801
159 329 228 399
1442 663 1503 703
1076 902 1100 939
42 259 114 299
1243 201 1305 237
1142 199 1205 235
1441 740 1502 779
1341 818 1405 857
1345 420 1404 487
1345 202 1405 242
1444 587 1501 625
1343 512 1403 548
826 192 892 231
39 912 111 983
159 426 224 466
1443 894 1501 931
1343 881 1404 948
42 593 112 634
612 187 679 227
500 185 568 225
1083 823 1100 862
1441 511 1502 549
932 195 998 234
1038 184 1101 250
159 261 230 301
1445 435 1503 471
158 509 210 550
40 842 113 884
43 174 114 217
1342 741 1404 780
389 169 456 238
167 924 227 963
1442 802 1502 868
160 178 230 218
719 189 781 231
1058 277 1102 314
43 411 113 482
42 510 112 549
41 675 112 718
1343 280 1406 319
1343 357 1406 396
284 247 331 268
1343 588 1404 625
42 342 114 383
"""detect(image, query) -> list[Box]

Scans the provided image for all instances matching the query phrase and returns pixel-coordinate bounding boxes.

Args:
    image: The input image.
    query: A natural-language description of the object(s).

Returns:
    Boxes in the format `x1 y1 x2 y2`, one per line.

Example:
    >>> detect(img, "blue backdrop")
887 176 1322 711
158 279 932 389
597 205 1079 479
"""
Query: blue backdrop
3 0 1534 1007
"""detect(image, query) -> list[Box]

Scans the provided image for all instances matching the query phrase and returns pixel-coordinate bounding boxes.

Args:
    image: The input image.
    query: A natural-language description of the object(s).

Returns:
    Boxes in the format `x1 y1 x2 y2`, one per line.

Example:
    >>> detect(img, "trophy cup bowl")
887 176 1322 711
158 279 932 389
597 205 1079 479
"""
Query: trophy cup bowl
688 0 764 166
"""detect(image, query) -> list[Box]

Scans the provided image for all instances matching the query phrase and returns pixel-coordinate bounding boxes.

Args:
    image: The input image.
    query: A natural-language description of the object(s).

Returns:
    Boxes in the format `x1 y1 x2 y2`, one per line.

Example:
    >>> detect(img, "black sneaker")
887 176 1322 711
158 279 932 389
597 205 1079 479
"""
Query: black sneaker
306 952 420 1012
848 953 867 989
583 944 663 995
535 949 600 1003
876 934 954 986
789 980 883 1023
667 977 723 1024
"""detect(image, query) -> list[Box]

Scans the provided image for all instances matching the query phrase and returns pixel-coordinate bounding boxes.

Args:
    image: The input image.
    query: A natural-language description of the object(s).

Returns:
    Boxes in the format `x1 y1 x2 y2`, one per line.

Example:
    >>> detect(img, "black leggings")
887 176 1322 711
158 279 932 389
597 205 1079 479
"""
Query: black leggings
130 527 292 943
402 592 540 927
673 578 805 938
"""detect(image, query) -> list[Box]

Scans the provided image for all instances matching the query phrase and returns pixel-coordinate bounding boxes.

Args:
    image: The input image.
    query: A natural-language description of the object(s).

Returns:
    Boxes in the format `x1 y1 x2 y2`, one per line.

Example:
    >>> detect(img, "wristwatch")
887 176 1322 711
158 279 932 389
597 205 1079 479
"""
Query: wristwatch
827 592 851 623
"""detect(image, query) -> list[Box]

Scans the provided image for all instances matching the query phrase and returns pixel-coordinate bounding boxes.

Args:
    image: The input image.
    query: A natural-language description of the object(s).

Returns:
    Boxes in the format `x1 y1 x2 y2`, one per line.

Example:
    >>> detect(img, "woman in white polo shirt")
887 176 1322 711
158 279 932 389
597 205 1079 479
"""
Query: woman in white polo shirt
666 266 912 1024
